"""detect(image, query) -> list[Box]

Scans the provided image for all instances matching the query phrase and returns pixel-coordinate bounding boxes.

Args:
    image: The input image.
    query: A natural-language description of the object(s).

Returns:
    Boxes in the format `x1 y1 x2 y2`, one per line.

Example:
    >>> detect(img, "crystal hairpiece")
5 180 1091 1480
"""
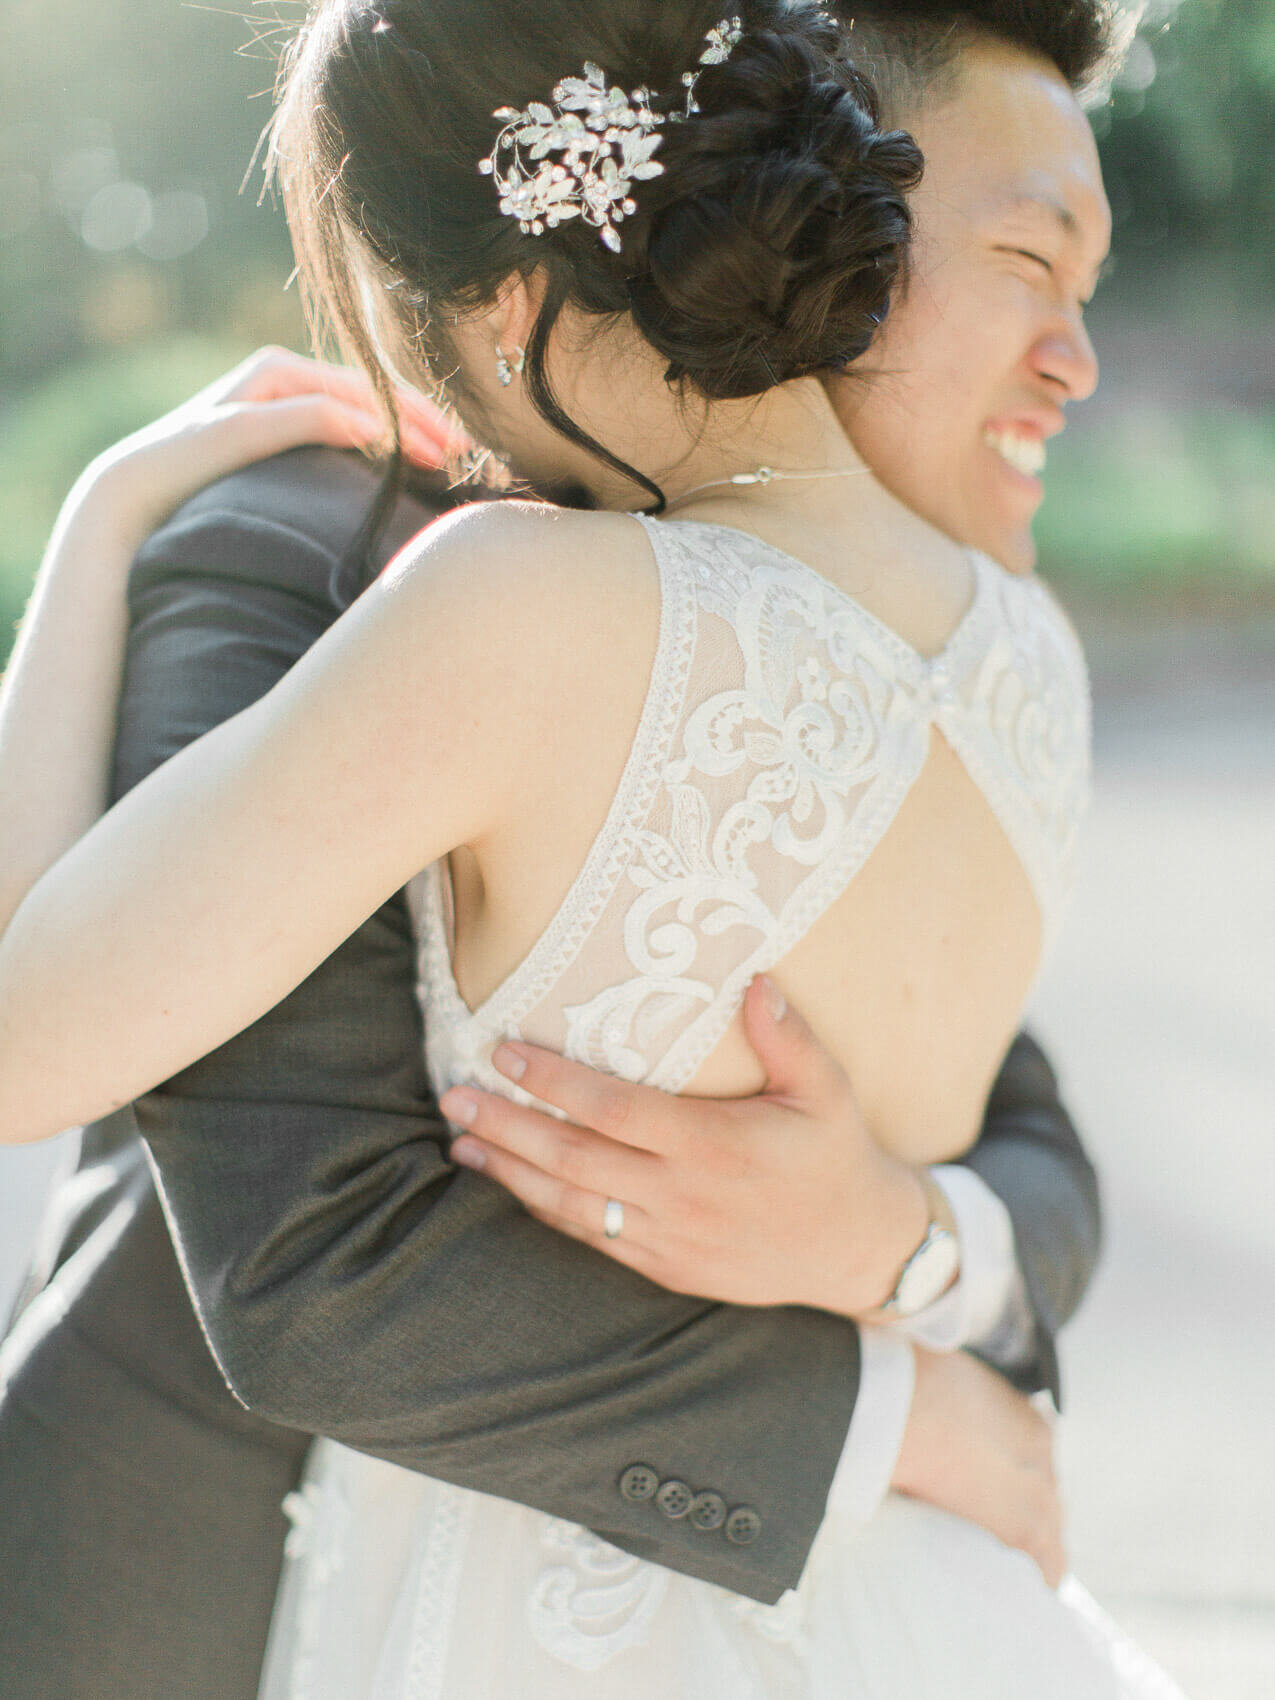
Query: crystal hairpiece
478 16 744 254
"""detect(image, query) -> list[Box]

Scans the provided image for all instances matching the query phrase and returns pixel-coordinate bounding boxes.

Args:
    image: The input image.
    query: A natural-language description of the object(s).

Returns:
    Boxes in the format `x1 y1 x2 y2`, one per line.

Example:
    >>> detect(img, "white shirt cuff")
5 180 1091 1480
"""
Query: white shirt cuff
886 1166 1035 1368
825 1328 914 1530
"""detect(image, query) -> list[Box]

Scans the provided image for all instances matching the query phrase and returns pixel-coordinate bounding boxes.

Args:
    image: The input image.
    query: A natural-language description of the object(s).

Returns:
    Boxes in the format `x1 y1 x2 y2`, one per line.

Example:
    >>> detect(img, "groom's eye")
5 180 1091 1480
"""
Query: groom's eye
1002 247 1054 274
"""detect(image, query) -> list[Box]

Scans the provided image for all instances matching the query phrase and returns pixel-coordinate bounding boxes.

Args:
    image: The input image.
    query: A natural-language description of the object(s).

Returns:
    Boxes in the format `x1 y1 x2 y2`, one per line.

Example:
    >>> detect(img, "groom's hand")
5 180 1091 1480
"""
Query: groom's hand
442 975 930 1316
892 1347 1066 1587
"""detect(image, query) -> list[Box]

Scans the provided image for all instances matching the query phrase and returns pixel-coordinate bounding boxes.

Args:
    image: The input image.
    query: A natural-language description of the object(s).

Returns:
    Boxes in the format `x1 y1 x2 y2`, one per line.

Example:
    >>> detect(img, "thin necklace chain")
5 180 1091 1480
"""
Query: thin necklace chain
663 463 872 514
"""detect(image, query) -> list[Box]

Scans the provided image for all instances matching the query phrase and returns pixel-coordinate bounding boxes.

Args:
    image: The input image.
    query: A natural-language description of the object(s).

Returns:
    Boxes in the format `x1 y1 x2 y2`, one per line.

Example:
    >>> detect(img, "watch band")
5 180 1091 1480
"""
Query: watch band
877 1172 961 1320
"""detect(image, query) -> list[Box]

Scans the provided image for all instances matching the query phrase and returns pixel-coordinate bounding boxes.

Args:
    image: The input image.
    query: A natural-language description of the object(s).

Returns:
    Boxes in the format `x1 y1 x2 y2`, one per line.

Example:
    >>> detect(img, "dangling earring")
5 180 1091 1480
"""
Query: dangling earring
495 343 525 387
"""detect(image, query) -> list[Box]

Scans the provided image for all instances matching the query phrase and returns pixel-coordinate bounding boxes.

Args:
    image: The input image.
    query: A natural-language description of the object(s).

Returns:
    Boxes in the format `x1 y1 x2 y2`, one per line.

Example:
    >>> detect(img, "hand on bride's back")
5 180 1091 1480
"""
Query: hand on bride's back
444 975 930 1316
892 1346 1066 1588
73 345 470 554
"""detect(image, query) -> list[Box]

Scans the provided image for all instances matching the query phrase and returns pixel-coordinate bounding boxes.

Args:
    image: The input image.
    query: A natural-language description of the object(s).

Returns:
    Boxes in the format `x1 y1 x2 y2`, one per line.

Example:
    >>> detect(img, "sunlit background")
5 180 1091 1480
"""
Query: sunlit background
0 0 1272 634
1 2 1272 1694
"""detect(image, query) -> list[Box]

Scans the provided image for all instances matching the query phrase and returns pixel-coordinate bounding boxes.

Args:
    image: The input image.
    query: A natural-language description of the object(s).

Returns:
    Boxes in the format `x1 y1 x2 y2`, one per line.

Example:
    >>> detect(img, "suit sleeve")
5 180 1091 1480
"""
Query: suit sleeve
963 1031 1102 1401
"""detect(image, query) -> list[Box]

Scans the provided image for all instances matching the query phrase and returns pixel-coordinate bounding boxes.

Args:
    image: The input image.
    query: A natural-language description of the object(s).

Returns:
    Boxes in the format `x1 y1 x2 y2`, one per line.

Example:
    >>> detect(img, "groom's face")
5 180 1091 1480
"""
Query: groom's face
829 38 1112 574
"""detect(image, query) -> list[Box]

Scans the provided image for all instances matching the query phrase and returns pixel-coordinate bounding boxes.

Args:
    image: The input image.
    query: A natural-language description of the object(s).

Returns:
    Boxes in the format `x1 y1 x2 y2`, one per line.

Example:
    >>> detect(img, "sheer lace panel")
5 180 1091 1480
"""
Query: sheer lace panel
406 515 1091 1110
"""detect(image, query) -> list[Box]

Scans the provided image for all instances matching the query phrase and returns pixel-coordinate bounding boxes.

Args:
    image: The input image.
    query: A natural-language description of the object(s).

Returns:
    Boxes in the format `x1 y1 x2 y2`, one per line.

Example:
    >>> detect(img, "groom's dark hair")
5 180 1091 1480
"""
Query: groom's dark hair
832 0 1133 109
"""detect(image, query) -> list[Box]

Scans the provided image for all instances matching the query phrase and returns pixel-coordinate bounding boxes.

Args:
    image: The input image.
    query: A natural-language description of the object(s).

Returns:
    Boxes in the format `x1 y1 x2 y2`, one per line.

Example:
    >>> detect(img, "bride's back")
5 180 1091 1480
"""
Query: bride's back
424 497 1087 1167
275 0 1088 1159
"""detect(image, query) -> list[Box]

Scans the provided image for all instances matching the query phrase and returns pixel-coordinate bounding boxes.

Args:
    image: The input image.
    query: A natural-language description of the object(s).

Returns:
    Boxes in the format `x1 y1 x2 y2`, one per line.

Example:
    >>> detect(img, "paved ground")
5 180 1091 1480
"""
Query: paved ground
2 611 1272 1694
1032 610 1275 1696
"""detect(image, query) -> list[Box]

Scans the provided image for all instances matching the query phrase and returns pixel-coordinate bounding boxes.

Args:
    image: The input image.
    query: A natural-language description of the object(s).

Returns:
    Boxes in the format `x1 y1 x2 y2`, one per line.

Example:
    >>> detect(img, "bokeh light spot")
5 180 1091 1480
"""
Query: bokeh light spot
81 181 153 252
136 191 210 261
1116 37 1158 95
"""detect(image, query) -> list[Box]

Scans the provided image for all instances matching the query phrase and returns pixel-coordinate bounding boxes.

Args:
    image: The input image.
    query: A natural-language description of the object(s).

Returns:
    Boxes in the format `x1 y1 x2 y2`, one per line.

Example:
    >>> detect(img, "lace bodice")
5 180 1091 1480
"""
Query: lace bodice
407 515 1091 1109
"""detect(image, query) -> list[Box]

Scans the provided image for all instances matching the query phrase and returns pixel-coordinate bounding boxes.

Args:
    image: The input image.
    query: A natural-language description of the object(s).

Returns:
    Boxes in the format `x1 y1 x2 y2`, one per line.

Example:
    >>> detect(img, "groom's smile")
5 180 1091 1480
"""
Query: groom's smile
830 37 1113 575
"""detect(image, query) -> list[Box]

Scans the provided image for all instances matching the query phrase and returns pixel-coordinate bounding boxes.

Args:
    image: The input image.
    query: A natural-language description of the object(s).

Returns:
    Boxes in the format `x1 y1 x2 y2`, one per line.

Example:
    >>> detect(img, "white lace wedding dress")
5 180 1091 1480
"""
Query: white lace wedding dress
258 516 1187 1699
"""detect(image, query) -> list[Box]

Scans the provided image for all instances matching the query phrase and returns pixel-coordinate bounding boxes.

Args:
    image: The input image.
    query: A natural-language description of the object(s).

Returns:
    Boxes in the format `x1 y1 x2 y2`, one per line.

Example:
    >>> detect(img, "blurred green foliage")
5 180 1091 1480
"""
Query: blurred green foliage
1096 0 1275 306
1038 404 1275 594
0 0 299 386
0 0 1272 662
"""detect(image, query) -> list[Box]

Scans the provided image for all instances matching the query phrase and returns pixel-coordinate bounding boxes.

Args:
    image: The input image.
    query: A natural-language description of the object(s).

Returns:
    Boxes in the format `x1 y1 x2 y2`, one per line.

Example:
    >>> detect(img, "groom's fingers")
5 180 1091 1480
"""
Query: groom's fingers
443 1087 660 1202
447 1133 657 1262
487 1043 693 1155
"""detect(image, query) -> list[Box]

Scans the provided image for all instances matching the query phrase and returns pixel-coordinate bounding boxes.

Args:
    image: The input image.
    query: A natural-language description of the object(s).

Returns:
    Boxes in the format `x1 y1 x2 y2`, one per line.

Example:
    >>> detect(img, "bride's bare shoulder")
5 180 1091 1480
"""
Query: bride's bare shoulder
386 497 654 575
379 498 660 661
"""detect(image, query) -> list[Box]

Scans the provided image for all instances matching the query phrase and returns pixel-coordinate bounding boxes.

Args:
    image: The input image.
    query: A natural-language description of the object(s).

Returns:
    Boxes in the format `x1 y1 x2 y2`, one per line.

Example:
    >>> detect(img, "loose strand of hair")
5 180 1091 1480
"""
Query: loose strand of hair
523 274 667 514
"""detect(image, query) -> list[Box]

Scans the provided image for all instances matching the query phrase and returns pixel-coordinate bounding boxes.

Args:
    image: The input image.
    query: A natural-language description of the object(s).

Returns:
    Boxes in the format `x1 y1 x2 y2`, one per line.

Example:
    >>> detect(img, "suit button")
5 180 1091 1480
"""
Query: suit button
619 1464 659 1503
689 1491 727 1532
724 1506 762 1546
655 1478 693 1520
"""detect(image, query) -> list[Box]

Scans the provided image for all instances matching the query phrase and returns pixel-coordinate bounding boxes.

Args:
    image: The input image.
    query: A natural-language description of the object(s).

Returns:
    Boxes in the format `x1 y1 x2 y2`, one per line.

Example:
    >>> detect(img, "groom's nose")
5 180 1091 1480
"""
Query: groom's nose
1031 315 1100 405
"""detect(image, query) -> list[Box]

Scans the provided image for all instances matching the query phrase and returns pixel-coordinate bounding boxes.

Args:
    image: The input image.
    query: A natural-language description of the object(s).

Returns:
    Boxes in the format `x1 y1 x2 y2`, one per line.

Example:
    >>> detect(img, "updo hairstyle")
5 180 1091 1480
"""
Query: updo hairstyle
271 0 922 508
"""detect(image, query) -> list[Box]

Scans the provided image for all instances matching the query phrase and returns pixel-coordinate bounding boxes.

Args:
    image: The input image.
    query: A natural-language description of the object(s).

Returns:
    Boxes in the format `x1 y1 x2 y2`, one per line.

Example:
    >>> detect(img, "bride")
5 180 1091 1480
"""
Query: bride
0 1 1185 1694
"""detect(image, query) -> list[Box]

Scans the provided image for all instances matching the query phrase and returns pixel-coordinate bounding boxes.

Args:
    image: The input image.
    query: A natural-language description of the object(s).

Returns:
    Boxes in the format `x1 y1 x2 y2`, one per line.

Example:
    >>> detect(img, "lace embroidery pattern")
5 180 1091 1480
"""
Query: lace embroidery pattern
527 1518 671 1671
408 538 697 1098
390 1484 473 1700
413 518 1089 1109
939 568 1091 951
581 521 1088 1094
593 541 938 1091
277 1456 351 1700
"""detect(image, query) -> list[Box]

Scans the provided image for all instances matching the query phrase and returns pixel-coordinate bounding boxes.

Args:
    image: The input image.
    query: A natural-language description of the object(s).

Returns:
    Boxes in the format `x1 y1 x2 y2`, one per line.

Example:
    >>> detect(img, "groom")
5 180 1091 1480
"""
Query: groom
0 3 1118 1696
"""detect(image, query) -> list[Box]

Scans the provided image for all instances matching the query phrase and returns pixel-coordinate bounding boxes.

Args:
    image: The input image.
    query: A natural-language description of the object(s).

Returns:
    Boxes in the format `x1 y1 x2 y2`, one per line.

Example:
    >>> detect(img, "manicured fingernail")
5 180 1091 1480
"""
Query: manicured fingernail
763 976 786 1022
451 1138 486 1171
443 1090 478 1126
493 1044 527 1081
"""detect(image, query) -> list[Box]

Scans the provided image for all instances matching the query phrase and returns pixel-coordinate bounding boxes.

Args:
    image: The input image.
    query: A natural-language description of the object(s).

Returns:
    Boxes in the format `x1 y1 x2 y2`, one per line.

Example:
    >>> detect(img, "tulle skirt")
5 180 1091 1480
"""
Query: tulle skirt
258 1439 1188 1700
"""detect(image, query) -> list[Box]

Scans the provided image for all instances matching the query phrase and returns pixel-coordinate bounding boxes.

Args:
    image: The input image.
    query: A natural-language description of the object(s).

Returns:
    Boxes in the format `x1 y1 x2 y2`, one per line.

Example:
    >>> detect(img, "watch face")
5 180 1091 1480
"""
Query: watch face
893 1227 961 1318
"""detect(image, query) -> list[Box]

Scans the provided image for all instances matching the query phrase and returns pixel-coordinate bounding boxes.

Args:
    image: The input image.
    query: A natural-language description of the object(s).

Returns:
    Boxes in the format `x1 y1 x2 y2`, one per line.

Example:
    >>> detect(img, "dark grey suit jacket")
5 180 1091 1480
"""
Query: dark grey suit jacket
0 449 1101 1698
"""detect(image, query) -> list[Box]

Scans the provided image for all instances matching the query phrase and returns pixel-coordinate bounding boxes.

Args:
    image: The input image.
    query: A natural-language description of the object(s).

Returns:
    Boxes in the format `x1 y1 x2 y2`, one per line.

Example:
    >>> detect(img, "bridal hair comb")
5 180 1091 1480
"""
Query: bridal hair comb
478 16 744 254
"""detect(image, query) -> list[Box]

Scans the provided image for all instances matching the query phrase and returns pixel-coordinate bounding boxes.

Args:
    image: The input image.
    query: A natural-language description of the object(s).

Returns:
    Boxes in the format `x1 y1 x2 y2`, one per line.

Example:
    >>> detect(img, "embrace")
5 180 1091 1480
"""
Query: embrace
0 1 1188 1696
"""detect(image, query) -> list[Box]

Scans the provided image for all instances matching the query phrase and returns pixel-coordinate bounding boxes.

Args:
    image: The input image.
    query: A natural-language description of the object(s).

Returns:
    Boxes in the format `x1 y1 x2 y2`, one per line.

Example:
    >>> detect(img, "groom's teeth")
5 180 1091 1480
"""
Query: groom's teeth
983 428 1046 477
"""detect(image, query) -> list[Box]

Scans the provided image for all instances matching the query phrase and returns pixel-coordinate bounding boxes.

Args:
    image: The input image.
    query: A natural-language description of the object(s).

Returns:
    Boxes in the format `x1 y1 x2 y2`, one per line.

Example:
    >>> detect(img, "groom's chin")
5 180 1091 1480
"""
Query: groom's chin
980 519 1040 578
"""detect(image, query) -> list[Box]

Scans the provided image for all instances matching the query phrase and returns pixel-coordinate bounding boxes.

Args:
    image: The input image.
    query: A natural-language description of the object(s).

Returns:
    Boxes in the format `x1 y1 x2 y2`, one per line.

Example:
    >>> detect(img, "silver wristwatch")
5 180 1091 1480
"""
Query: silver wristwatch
878 1186 960 1319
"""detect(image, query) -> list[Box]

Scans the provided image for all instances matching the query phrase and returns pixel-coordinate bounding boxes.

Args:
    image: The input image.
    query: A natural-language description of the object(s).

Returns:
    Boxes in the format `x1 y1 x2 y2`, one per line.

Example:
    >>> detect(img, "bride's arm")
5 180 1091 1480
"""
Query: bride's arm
0 349 454 951
0 354 514 1145
0 492 552 1144
0 489 138 947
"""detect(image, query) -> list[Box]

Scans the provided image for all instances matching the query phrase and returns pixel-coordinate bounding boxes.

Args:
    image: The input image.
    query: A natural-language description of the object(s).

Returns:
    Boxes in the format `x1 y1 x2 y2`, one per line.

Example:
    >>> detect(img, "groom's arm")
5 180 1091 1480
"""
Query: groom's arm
122 448 1097 1603
961 1030 1101 1396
